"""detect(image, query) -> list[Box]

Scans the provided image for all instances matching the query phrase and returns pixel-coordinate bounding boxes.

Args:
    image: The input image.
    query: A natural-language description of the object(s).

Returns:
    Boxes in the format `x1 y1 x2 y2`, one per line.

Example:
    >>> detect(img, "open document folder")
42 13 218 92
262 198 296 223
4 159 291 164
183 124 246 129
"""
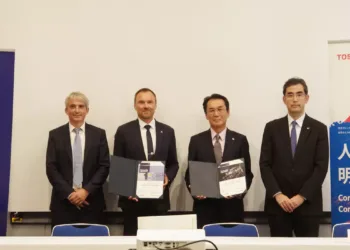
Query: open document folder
189 158 246 198
109 156 165 199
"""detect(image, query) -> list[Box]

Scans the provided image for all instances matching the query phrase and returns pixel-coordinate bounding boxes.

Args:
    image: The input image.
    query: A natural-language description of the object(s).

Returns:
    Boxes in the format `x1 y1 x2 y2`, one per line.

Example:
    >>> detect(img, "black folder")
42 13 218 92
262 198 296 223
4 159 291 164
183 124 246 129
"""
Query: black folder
189 159 246 198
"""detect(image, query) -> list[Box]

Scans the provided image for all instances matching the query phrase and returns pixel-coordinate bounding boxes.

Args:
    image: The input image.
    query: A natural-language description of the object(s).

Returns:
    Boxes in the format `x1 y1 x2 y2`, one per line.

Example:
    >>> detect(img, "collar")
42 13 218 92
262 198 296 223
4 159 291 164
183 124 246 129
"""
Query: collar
138 118 156 129
287 113 306 127
69 122 86 132
210 127 227 141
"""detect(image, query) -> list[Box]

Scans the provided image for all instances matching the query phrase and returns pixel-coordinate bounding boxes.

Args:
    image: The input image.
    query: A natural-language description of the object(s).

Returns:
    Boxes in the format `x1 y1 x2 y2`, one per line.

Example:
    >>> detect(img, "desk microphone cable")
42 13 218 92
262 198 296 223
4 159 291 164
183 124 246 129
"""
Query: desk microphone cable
153 239 218 250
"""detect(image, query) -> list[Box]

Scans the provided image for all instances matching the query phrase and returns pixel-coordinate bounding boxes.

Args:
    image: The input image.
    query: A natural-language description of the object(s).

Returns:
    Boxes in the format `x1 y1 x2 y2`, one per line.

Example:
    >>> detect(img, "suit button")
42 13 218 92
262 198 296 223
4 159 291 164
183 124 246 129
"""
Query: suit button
292 168 295 171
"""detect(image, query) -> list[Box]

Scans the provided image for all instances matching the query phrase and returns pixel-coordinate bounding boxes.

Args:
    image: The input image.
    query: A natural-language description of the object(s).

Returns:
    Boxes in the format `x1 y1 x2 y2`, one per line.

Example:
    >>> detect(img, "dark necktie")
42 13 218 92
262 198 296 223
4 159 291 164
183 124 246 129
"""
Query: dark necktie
291 121 297 157
144 125 154 160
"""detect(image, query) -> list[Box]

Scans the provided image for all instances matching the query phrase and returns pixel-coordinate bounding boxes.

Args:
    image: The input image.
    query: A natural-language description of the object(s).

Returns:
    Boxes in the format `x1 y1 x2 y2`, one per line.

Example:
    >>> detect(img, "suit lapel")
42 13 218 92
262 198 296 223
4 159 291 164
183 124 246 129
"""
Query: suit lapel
83 123 92 167
294 115 312 158
154 121 163 159
135 119 147 160
222 129 235 162
279 116 294 162
205 129 217 163
64 123 73 161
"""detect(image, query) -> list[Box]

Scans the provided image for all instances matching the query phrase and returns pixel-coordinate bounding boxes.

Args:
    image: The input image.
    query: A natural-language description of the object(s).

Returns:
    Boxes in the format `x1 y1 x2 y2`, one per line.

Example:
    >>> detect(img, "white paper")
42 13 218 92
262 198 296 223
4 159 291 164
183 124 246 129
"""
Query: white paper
136 161 164 198
219 176 246 196
218 159 246 197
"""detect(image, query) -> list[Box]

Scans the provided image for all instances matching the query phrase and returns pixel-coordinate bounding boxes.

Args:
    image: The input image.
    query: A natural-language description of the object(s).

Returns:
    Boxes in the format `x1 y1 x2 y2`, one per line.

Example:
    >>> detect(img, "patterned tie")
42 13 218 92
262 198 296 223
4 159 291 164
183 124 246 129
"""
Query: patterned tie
144 125 154 160
214 134 222 164
291 121 297 157
73 128 83 188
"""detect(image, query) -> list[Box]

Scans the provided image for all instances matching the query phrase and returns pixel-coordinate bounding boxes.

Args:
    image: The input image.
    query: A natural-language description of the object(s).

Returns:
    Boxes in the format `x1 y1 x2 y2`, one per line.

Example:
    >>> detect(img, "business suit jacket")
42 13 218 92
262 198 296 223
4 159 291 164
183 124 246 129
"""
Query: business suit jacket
185 129 253 213
46 123 110 212
259 115 329 215
113 119 179 210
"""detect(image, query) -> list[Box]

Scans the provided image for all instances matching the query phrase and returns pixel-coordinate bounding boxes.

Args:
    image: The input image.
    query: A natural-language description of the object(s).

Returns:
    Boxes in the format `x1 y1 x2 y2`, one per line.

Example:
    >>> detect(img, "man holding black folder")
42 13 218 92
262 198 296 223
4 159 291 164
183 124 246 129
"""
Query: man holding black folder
113 88 179 236
185 94 254 229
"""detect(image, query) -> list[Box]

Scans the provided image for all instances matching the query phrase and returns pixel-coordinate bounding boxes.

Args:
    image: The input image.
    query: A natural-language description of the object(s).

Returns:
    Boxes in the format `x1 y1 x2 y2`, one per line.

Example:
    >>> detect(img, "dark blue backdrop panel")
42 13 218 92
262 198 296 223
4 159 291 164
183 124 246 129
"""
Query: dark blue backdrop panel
0 51 15 236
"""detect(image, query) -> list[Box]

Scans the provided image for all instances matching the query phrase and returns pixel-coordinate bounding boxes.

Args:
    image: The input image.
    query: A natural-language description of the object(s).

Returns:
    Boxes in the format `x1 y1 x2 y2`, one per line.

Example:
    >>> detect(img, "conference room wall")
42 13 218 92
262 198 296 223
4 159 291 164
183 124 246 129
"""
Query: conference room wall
1 0 349 226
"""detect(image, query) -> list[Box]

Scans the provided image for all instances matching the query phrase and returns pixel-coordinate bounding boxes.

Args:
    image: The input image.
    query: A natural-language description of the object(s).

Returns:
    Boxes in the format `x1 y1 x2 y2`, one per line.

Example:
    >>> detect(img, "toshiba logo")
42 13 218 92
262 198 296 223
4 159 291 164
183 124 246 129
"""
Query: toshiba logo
337 54 350 60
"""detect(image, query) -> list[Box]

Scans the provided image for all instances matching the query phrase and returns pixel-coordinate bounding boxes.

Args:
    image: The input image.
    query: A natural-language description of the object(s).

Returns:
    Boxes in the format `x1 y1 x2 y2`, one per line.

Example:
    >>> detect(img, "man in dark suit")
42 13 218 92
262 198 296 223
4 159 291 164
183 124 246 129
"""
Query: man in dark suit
185 94 254 229
46 92 110 228
113 88 179 236
259 77 329 237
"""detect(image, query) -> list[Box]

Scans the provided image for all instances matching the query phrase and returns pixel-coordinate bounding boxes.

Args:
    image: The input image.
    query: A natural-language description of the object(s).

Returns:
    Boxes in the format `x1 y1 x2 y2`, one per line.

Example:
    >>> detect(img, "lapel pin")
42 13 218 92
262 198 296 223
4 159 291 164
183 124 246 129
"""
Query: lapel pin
161 130 163 133
232 138 235 140
307 127 310 130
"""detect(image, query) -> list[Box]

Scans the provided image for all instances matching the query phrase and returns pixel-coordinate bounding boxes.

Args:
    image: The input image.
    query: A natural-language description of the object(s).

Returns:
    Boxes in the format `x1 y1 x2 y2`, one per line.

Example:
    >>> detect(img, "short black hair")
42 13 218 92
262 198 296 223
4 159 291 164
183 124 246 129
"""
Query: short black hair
283 77 308 95
134 88 157 103
203 94 230 114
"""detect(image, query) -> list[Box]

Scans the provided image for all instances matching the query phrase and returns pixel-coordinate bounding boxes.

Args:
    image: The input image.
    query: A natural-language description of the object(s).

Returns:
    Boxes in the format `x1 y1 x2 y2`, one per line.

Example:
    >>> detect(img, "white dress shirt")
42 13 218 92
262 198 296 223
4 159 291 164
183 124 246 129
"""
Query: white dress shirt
287 113 306 143
138 118 156 160
210 127 227 154
69 122 85 161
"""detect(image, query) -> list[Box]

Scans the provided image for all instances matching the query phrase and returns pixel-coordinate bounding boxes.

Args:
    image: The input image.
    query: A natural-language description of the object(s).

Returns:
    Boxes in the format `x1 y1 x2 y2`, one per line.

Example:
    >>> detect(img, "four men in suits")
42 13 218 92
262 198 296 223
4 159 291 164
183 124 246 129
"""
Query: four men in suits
185 94 254 229
46 92 110 228
46 82 329 236
113 88 179 236
259 78 329 237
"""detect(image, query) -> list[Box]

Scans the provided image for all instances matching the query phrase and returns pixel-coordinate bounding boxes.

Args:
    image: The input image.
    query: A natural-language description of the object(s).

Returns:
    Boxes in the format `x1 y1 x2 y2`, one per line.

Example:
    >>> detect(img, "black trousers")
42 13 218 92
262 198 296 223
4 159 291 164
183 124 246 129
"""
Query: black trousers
268 212 320 237
193 198 244 229
51 205 104 230
122 200 167 236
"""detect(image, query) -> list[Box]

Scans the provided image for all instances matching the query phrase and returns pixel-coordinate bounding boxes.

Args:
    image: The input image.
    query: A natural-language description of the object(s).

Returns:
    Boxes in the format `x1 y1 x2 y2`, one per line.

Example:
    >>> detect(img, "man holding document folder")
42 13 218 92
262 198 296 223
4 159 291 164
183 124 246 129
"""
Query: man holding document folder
185 94 254 229
113 88 179 236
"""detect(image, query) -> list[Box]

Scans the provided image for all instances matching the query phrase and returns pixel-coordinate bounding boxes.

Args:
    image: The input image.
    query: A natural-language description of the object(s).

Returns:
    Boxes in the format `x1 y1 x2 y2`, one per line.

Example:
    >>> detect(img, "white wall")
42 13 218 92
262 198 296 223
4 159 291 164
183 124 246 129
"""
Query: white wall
1 0 350 212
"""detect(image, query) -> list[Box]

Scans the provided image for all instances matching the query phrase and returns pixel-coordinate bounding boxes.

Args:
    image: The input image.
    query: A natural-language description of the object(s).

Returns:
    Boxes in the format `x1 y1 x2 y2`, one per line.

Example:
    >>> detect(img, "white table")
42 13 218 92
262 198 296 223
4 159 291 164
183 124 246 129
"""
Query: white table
1 236 350 250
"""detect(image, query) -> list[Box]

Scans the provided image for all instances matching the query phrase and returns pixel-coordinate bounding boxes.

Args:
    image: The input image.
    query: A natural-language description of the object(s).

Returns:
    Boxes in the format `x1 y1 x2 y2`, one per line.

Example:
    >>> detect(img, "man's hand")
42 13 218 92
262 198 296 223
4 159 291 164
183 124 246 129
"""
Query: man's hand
224 196 233 199
163 174 169 189
75 188 89 201
195 195 207 200
68 188 90 207
68 192 83 205
75 200 89 208
290 194 305 209
229 190 247 199
128 196 139 202
275 193 294 213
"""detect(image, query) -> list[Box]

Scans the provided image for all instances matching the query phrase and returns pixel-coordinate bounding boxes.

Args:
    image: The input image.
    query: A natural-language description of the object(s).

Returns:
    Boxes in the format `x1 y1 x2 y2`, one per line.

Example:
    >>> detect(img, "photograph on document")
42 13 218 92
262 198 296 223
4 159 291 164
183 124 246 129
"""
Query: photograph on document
136 161 165 199
218 158 246 197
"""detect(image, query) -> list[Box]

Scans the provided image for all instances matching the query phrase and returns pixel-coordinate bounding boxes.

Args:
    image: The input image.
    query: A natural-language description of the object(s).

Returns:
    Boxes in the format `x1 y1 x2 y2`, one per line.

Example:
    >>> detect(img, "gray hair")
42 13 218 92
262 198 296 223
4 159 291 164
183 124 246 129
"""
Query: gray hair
65 92 89 108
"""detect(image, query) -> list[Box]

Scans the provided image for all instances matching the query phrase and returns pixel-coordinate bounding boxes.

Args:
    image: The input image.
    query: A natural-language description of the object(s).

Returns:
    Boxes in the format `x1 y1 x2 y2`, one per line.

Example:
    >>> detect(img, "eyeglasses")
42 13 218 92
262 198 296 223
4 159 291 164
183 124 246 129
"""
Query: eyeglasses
285 93 306 100
208 108 227 115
